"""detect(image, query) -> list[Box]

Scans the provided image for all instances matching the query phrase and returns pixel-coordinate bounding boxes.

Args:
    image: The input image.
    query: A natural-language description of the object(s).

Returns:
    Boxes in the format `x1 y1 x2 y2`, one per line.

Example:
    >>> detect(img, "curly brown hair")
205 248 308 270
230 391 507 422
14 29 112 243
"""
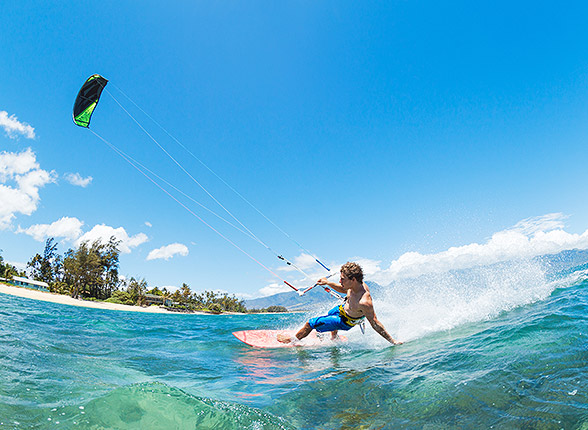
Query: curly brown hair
340 262 364 283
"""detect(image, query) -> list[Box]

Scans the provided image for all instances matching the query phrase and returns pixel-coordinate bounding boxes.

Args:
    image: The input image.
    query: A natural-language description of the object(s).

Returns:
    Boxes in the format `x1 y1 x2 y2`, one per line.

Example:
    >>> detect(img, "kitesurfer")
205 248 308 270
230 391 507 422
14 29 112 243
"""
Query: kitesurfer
278 262 402 345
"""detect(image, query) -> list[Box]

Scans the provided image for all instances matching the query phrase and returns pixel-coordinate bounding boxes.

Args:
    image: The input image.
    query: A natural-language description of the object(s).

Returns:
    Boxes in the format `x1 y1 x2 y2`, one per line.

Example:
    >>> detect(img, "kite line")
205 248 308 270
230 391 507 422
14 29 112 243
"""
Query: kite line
73 74 336 295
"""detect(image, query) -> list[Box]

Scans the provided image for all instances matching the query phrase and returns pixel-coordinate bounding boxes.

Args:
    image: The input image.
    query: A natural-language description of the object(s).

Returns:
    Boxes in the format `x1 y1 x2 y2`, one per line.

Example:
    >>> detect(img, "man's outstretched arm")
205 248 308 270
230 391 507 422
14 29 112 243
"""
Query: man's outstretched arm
363 306 402 345
316 278 346 294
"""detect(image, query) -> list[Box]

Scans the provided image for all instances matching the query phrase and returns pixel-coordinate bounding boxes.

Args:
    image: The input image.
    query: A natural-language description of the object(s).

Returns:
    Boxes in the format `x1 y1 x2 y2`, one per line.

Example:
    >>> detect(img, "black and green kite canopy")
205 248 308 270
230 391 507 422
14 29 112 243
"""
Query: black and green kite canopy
73 74 108 128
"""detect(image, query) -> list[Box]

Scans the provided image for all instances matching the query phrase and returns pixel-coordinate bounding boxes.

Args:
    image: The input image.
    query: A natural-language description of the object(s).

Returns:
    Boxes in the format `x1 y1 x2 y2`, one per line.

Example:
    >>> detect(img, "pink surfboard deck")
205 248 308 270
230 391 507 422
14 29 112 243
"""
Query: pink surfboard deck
232 329 347 348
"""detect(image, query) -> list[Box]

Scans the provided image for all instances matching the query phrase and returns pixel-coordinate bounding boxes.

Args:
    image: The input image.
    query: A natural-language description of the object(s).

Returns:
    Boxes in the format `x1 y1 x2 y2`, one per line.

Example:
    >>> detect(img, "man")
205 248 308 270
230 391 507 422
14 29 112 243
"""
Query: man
277 262 401 345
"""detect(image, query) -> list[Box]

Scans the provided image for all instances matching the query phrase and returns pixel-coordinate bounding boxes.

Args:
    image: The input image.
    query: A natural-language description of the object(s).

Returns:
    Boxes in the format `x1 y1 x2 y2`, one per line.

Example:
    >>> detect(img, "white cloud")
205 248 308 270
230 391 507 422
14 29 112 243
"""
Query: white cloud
17 217 151 259
145 221 152 228
507 213 567 236
350 257 383 278
293 253 320 270
258 282 293 297
0 149 56 229
0 148 38 180
277 253 324 273
76 224 148 253
255 213 588 301
370 213 588 286
18 216 84 242
64 173 92 188
268 214 588 292
146 243 189 261
6 260 26 272
156 284 179 293
0 111 36 140
16 168 54 200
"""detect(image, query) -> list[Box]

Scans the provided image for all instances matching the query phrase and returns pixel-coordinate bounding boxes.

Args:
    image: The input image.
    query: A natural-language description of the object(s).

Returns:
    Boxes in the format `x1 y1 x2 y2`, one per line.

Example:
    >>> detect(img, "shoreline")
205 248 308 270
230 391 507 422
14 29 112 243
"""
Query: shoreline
0 283 210 315
0 283 299 315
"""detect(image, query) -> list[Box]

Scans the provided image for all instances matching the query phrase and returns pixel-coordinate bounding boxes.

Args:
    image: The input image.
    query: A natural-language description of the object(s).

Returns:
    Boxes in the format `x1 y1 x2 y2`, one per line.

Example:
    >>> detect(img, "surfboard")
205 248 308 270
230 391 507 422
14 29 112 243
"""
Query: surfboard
232 329 347 348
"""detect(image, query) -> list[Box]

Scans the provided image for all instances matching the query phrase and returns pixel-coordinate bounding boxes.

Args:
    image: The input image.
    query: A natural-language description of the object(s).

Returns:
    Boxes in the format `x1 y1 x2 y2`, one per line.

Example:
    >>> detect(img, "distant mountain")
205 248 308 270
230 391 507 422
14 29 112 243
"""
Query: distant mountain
244 286 331 311
244 281 383 311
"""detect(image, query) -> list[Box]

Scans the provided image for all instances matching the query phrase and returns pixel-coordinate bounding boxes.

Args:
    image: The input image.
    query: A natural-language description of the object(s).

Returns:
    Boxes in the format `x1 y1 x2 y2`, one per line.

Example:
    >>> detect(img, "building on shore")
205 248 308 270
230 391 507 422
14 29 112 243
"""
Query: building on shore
0 276 50 292
144 293 173 307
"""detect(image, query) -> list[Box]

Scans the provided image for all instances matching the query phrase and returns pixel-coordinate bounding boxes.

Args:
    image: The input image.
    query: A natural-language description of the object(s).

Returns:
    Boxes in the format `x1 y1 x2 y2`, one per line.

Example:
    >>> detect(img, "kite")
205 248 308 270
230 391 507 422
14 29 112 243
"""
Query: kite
73 74 108 128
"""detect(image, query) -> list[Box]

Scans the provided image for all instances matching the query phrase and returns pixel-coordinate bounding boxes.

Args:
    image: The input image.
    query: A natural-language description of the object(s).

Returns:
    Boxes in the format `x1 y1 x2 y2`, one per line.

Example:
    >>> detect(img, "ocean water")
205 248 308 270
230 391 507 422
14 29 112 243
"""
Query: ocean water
0 256 587 429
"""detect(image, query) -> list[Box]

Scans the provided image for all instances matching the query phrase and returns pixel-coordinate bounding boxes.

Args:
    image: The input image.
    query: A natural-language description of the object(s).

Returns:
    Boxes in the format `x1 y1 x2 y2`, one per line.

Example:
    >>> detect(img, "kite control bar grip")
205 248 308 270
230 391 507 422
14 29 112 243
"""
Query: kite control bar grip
283 280 299 292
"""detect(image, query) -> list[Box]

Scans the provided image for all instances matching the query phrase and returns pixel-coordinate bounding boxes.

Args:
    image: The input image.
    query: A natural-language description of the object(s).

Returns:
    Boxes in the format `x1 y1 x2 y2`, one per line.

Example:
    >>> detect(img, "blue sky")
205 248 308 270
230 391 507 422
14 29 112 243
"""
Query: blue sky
2 1 588 297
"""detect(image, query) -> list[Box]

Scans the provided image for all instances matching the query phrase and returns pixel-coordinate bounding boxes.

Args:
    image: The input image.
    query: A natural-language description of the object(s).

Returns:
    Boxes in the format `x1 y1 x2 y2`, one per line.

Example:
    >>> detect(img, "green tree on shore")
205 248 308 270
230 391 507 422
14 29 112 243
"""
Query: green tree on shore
125 277 148 305
62 237 121 299
180 283 192 302
101 237 121 298
162 283 247 313
27 238 62 285
0 251 22 280
105 290 135 305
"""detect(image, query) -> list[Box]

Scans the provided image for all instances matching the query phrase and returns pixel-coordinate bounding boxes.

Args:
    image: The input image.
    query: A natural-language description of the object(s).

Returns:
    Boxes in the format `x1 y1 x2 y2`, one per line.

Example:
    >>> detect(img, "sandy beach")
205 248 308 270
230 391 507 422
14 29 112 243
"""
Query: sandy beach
0 283 208 315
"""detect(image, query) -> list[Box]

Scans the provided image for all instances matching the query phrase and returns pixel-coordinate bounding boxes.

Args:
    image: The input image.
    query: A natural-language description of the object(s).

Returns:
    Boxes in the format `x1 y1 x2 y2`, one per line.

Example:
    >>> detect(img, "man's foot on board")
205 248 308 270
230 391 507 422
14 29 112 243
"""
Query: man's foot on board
277 333 295 344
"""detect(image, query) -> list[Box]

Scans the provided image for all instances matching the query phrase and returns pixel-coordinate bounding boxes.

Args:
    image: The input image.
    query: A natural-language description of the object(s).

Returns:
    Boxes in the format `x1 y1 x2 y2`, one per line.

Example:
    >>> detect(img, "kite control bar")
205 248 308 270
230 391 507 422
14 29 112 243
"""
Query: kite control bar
296 272 341 297
283 272 342 300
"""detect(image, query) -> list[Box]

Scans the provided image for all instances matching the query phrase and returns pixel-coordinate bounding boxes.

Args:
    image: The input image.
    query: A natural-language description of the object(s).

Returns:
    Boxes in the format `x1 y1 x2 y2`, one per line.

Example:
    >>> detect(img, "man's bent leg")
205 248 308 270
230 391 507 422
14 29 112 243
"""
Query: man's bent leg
296 322 313 340
277 322 313 344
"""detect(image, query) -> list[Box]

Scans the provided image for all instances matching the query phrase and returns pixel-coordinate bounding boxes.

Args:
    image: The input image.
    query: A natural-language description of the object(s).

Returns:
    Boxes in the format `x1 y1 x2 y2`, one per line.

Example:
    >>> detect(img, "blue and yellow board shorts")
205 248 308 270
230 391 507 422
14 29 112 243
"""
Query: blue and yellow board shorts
308 305 355 332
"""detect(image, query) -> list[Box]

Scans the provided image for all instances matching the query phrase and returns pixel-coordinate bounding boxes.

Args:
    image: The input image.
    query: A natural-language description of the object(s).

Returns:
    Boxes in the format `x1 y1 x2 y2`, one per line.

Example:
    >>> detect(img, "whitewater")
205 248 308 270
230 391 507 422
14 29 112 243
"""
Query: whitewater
0 216 587 429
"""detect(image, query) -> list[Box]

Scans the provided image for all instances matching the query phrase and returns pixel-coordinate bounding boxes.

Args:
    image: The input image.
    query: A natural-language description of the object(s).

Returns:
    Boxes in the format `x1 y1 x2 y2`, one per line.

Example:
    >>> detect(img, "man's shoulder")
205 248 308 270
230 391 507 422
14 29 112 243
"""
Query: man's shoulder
359 290 374 307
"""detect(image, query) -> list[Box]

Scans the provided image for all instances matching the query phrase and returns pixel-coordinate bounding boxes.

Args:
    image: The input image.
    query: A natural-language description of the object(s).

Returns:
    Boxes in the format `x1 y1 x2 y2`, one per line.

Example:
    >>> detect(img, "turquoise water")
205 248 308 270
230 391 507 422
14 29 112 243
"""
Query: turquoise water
0 260 587 429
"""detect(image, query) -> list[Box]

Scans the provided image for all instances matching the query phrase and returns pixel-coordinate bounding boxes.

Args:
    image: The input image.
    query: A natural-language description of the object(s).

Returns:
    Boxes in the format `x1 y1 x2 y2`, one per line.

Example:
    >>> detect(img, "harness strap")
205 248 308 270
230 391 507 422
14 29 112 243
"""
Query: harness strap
338 305 365 327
